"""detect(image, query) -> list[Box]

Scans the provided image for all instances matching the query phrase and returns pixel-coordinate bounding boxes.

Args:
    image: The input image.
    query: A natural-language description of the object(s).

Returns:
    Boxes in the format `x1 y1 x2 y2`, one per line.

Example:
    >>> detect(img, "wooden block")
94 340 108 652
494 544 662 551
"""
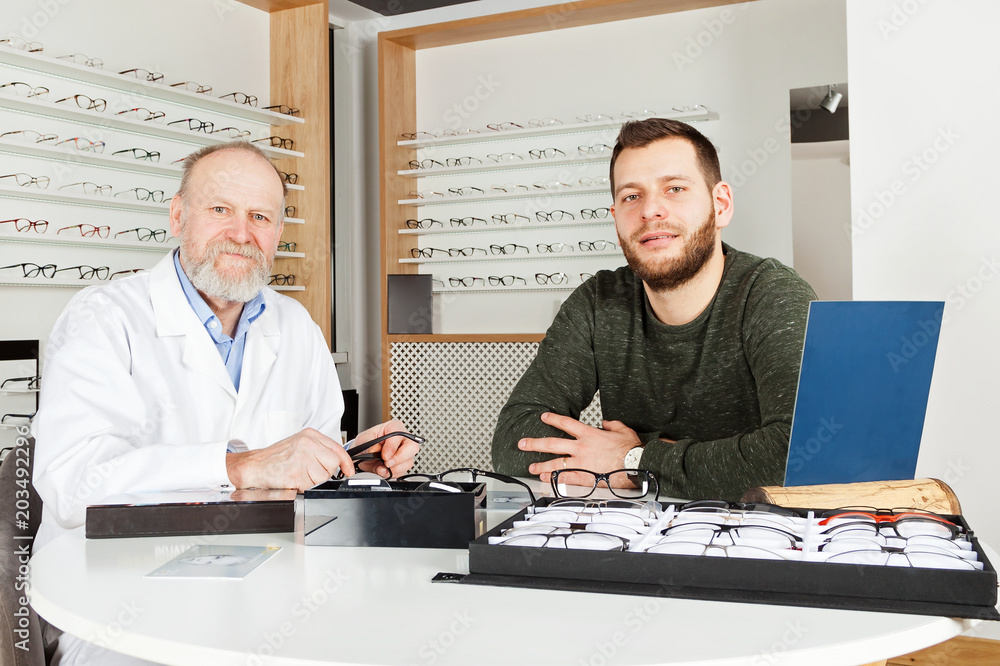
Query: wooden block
887 636 1000 665
740 478 961 514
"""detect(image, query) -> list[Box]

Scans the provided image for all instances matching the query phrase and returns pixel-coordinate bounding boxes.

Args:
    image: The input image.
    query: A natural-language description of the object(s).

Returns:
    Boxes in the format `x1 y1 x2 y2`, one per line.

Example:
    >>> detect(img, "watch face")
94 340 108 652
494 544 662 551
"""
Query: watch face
625 446 642 468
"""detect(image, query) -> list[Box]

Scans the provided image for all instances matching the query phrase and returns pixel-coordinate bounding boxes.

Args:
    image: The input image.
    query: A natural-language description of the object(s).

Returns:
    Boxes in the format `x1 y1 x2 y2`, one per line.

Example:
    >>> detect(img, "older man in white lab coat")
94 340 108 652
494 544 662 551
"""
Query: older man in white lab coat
31 141 418 666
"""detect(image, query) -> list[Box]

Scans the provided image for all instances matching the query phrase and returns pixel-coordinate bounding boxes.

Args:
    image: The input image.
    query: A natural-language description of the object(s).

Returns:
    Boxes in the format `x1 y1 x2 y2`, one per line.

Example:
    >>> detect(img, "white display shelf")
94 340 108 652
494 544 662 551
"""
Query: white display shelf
397 154 610 178
0 278 307 292
287 184 304 192
0 139 183 178
271 285 304 292
0 388 38 395
0 230 177 253
0 46 304 127
397 108 717 149
0 185 169 214
0 94 304 160
400 249 621 265
398 184 610 206
431 283 576 294
275 250 305 258
0 423 30 430
283 217 305 225
398 218 612 236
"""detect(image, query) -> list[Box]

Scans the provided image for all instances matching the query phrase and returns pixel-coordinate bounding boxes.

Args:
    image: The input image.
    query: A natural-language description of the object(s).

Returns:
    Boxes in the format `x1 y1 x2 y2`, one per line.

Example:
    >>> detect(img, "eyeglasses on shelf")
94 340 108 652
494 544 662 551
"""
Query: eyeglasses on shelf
115 228 167 242
580 272 595 282
53 265 110 280
279 171 298 184
579 176 610 188
528 147 565 160
487 152 522 163
535 210 575 222
576 114 614 123
283 206 297 217
0 173 49 188
533 180 573 191
58 182 111 196
535 272 569 285
408 159 444 170
581 207 611 219
0 375 41 390
536 243 574 254
55 94 106 111
170 81 212 94
578 143 614 157
119 68 163 82
486 122 522 132
528 118 562 128
579 240 617 252
449 217 486 227
488 275 526 287
57 53 103 67
0 37 43 52
445 157 481 167
168 118 214 133
263 104 299 116
490 183 529 195
491 213 529 225
1 412 35 424
113 187 165 203
551 468 659 501
447 186 484 198
54 137 105 153
408 190 445 200
0 81 49 98
110 269 145 280
1 218 48 233
0 130 57 144
405 218 442 229
115 107 165 122
212 127 251 139
58 223 110 238
112 148 160 162
278 241 296 252
269 274 295 286
400 131 438 141
410 248 451 259
253 136 294 150
489 243 529 256
0 264 55 279
448 276 484 288
221 91 258 106
446 247 486 257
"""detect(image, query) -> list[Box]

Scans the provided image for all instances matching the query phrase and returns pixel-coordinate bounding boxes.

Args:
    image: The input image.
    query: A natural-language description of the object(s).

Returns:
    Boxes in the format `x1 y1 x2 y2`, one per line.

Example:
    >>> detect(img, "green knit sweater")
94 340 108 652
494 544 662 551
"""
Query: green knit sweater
491 244 817 501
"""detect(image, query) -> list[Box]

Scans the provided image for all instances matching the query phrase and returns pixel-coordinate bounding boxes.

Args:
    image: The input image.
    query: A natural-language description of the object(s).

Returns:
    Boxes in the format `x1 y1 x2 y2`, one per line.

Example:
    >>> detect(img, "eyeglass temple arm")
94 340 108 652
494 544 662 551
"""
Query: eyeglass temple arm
479 470 537 505
345 431 425 461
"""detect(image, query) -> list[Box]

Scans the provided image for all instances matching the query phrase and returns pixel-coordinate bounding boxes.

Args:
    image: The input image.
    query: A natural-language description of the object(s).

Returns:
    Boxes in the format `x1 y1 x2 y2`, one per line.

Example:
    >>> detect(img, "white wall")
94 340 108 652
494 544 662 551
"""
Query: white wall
791 140 852 300
847 0 1000 639
0 0 269 450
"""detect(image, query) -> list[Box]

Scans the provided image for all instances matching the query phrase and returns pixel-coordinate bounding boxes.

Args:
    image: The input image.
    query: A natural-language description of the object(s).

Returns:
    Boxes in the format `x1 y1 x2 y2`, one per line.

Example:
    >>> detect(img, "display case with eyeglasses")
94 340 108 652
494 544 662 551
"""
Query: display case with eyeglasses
0 340 39 451
457 496 1000 620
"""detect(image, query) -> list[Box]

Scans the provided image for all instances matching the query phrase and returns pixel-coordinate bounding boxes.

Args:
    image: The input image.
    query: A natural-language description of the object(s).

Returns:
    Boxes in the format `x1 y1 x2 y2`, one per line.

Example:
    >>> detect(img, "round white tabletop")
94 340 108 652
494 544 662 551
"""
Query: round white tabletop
30 525 984 666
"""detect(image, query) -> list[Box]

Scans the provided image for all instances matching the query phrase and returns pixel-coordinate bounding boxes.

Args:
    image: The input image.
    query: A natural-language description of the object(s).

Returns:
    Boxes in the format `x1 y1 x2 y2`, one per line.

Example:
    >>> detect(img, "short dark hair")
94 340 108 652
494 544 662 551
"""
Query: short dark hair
609 118 722 196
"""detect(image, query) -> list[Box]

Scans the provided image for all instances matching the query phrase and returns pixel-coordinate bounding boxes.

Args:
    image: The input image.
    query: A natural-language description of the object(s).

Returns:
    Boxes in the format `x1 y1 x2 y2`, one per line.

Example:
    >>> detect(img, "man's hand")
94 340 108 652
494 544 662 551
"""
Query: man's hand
352 419 420 479
226 428 353 491
517 413 642 485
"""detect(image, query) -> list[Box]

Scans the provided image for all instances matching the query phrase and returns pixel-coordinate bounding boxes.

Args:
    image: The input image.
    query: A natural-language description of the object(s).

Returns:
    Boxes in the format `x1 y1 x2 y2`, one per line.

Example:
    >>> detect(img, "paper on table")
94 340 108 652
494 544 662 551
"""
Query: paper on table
145 545 281 580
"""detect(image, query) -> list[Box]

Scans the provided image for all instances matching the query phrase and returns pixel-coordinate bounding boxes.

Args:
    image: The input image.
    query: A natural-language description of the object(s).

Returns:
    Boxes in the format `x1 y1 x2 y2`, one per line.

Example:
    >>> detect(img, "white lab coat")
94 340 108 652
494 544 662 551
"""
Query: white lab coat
31 251 344 547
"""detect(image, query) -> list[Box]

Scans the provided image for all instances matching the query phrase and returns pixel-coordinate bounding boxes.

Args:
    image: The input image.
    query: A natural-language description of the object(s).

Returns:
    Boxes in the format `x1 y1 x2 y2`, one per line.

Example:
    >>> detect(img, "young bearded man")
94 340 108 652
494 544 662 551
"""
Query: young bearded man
491 118 816 501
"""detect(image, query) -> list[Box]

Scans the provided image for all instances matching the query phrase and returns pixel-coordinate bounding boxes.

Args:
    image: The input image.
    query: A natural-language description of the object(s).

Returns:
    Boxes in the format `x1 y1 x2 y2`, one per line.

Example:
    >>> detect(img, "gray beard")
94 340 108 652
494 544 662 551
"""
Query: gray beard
179 238 271 303
619 209 717 293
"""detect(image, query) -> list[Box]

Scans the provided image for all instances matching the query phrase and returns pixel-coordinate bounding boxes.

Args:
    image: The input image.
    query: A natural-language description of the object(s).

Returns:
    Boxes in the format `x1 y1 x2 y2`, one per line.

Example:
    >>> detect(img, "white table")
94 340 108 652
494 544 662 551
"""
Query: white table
29 505 989 666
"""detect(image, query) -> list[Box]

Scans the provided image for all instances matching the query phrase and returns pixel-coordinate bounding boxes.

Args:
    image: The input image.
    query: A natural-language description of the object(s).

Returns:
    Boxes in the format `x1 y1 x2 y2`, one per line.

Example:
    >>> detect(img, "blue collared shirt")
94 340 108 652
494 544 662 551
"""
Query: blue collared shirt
173 250 266 392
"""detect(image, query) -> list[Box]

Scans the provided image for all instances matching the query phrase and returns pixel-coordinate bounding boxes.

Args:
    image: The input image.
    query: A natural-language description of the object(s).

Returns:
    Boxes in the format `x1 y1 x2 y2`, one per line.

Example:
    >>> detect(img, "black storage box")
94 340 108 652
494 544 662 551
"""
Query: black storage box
461 503 1000 620
304 479 486 548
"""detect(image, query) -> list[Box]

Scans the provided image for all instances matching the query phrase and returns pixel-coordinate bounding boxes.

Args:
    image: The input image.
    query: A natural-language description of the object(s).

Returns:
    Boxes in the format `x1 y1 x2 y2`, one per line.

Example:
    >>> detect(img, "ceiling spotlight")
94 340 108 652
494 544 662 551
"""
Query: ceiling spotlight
820 84 843 114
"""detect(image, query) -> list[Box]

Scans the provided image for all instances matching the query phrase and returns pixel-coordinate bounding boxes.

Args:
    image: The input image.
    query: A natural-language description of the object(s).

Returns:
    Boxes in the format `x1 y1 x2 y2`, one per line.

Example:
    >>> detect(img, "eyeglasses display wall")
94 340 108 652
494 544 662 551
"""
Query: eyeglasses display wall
0 42 307 293
394 107 718 296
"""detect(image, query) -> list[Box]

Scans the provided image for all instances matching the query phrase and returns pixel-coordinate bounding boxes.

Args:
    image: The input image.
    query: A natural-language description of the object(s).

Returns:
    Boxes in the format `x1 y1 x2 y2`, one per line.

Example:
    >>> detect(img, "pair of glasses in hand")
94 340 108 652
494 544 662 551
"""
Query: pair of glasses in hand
336 431 426 479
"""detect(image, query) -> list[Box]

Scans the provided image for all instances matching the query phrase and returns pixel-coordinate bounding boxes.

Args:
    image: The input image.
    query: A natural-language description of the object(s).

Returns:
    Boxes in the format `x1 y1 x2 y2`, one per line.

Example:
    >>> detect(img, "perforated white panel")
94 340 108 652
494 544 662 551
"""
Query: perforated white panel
390 342 601 473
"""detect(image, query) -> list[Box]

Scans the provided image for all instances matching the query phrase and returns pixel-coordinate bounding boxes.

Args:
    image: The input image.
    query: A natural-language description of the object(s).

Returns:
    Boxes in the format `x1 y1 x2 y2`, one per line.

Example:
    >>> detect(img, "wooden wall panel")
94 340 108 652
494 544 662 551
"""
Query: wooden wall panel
271 2 333 345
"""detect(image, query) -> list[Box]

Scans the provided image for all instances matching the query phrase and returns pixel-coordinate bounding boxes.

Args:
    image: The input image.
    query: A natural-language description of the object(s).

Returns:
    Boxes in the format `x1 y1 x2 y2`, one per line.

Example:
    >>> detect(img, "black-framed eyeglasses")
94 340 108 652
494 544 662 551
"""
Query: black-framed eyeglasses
115 227 167 242
0 263 54 279
579 240 617 252
491 213 529 225
488 275 526 287
449 217 487 227
1 218 48 233
405 218 442 229
0 376 40 390
269 274 295 286
53 265 110 280
55 94 106 111
58 223 110 238
54 137 105 153
399 467 537 505
168 118 214 133
58 182 111 196
408 159 444 170
263 104 299 116
278 241 297 252
0 130 57 144
279 171 298 184
112 148 160 162
535 272 569 285
57 53 103 68
283 206 296 217
536 243 574 254
445 156 482 167
581 207 611 219
170 81 212 94
535 210 574 222
115 188 165 203
1 412 36 423
115 107 165 122
344 431 426 465
448 277 484 288
551 468 659 501
447 247 486 258
252 136 294 150
119 68 163 83
499 530 630 551
212 127 251 139
221 91 258 106
0 37 43 52
0 82 49 99
528 147 565 160
410 247 451 259
489 243 529 256
110 269 145 280
0 173 49 189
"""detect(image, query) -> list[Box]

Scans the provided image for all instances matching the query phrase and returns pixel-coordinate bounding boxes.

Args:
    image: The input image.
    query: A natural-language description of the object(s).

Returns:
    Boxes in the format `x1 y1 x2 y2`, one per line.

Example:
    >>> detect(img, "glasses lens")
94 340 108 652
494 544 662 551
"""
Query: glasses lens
605 471 650 498
552 471 597 498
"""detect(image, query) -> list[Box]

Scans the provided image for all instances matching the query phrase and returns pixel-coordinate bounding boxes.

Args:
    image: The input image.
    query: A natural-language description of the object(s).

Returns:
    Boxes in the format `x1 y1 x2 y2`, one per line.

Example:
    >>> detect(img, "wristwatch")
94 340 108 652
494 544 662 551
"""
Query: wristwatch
623 445 644 469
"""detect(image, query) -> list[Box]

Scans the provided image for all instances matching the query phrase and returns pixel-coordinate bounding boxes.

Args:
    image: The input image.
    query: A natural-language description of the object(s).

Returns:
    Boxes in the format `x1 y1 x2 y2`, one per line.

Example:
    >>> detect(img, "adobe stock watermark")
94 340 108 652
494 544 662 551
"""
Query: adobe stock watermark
785 416 844 475
672 4 750 73
877 0 930 40
442 75 502 129
413 610 475 665
12 0 74 40
846 126 959 240
10 427 34 654
574 580 675 666
751 619 810 665
75 600 144 662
